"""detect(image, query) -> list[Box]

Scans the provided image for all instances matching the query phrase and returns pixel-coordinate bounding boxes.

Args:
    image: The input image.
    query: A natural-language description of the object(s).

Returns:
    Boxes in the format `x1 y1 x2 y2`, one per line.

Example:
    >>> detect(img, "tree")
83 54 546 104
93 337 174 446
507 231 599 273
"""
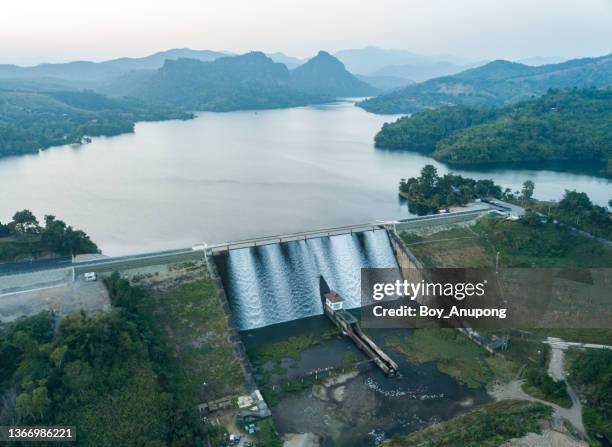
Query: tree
558 190 592 214
15 393 33 420
0 221 9 237
419 164 439 195
12 210 39 234
41 215 67 251
30 386 49 420
521 180 535 204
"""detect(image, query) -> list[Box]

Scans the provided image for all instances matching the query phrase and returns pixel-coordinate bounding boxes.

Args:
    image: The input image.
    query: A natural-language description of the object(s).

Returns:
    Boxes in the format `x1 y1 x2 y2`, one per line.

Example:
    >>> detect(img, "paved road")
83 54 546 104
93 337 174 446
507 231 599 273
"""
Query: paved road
0 210 492 277
0 257 72 276
545 337 612 351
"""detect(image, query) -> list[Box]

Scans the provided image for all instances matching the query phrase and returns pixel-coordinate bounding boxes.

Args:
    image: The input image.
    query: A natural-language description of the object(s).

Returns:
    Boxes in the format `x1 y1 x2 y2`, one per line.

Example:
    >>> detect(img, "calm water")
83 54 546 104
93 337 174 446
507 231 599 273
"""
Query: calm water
1 101 610 255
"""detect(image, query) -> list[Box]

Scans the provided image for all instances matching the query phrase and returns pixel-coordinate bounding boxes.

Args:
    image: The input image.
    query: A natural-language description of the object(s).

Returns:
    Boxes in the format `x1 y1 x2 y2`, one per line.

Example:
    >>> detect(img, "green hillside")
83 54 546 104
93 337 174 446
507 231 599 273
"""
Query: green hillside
290 51 378 97
0 89 191 158
359 54 612 114
375 88 612 170
138 52 327 111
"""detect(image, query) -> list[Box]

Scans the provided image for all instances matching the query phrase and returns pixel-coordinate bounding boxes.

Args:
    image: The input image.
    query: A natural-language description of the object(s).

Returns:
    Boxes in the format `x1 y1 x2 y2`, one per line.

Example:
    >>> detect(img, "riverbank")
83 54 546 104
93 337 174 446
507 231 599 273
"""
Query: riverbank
240 316 491 446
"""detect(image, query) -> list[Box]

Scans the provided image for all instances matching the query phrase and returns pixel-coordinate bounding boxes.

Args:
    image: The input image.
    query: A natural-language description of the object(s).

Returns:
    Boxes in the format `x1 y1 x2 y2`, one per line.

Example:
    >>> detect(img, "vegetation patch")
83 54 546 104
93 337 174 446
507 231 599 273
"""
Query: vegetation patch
0 309 183 446
248 328 339 367
403 213 612 269
399 164 502 214
0 90 192 158
133 274 248 401
387 329 519 389
522 368 572 408
401 226 492 268
388 400 552 447
0 210 98 262
254 418 282 447
567 348 612 443
373 88 612 171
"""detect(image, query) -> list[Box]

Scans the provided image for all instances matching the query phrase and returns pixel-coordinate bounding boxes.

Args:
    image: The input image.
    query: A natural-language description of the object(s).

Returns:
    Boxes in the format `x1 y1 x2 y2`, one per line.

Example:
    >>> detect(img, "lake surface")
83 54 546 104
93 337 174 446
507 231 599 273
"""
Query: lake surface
1 100 610 255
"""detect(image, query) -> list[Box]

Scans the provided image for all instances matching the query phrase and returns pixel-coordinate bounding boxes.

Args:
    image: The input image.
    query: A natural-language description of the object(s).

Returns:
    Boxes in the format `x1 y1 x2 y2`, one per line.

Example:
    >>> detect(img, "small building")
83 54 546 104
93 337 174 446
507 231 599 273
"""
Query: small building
325 291 344 311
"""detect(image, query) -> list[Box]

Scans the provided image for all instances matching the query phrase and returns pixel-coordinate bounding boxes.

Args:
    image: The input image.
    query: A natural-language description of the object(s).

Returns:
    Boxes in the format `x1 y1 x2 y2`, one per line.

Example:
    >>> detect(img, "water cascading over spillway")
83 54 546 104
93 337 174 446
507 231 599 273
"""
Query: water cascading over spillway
218 229 399 330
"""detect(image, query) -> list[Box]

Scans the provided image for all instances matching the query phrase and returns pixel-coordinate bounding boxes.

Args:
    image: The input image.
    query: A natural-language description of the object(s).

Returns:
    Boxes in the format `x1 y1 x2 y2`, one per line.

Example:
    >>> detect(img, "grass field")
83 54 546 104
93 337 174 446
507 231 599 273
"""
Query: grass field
401 216 612 269
401 227 493 268
138 272 247 402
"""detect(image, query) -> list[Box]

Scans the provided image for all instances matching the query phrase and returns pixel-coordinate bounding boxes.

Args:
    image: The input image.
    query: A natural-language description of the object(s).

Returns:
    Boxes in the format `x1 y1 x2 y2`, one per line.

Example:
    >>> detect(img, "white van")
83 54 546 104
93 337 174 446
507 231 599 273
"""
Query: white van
84 272 97 281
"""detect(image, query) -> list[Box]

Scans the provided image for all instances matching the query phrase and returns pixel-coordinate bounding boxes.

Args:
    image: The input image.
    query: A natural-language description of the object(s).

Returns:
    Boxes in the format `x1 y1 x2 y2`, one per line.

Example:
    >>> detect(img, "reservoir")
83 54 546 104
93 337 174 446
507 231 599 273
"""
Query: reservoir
1 100 610 256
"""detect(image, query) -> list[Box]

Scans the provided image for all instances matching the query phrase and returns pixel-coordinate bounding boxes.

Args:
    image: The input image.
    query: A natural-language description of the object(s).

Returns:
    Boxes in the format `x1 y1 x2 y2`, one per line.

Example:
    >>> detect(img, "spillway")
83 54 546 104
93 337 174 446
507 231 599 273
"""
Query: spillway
215 229 399 330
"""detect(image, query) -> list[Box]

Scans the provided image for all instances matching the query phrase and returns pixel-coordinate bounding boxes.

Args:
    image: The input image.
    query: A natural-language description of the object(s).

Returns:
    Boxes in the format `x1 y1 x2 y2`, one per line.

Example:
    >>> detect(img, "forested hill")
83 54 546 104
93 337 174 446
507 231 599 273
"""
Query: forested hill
290 51 379 97
137 52 328 111
374 88 612 171
0 89 192 158
358 53 612 114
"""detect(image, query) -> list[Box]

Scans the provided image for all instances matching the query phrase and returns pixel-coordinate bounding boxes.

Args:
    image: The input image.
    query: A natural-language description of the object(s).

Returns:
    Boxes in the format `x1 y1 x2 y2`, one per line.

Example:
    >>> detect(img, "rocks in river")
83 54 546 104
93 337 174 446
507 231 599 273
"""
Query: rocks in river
367 429 386 445
364 376 445 400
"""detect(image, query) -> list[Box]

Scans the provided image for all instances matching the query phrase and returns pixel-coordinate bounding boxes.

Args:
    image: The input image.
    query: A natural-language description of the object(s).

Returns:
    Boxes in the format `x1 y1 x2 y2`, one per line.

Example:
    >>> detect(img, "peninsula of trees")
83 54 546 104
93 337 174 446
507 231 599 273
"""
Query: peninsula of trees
0 90 192 158
0 210 98 262
376 89 612 173
399 164 502 214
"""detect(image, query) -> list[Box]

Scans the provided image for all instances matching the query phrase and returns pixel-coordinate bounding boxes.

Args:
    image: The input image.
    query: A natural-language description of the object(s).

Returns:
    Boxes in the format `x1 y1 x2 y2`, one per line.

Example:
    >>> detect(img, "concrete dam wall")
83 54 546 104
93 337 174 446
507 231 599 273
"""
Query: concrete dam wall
215 229 398 331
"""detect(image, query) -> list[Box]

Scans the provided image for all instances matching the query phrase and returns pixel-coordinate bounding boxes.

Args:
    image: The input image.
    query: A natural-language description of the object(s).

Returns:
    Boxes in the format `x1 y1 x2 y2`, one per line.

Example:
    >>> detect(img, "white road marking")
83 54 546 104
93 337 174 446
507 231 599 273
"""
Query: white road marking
0 283 66 297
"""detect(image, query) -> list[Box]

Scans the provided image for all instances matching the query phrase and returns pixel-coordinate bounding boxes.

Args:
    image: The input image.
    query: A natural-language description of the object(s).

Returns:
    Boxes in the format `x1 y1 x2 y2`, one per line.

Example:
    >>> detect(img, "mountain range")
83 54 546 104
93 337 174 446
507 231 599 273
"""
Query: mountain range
333 47 485 86
0 50 378 112
137 52 318 111
290 51 378 97
358 53 612 114
137 51 378 111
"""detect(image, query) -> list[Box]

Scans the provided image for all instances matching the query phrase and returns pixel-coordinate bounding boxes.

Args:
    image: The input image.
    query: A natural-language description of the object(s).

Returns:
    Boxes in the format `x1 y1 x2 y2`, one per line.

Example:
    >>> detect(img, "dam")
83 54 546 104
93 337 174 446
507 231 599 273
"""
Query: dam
215 229 399 330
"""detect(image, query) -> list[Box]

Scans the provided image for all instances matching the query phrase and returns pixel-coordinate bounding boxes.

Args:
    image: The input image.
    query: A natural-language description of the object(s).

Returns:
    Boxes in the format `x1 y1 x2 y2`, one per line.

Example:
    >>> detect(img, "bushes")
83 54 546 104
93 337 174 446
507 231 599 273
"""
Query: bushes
389 400 551 447
523 368 571 408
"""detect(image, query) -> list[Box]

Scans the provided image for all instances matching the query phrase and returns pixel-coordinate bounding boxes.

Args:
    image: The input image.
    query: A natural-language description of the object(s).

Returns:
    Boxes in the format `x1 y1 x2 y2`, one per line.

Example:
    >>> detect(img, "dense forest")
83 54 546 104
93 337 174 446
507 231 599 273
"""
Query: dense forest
541 190 612 241
0 210 98 261
0 273 204 446
359 53 612 114
0 90 192 158
376 89 612 171
569 349 612 443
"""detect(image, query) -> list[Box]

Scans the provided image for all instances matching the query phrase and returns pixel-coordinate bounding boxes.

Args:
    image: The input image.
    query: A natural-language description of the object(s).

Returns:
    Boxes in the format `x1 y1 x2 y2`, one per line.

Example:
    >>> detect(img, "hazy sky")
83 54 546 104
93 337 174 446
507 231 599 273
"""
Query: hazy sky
2 0 612 65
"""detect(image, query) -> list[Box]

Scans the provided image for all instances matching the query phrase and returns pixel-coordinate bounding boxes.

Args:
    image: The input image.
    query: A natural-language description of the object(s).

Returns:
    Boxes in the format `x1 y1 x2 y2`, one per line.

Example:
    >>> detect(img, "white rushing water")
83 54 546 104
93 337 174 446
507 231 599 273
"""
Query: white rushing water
221 229 398 330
